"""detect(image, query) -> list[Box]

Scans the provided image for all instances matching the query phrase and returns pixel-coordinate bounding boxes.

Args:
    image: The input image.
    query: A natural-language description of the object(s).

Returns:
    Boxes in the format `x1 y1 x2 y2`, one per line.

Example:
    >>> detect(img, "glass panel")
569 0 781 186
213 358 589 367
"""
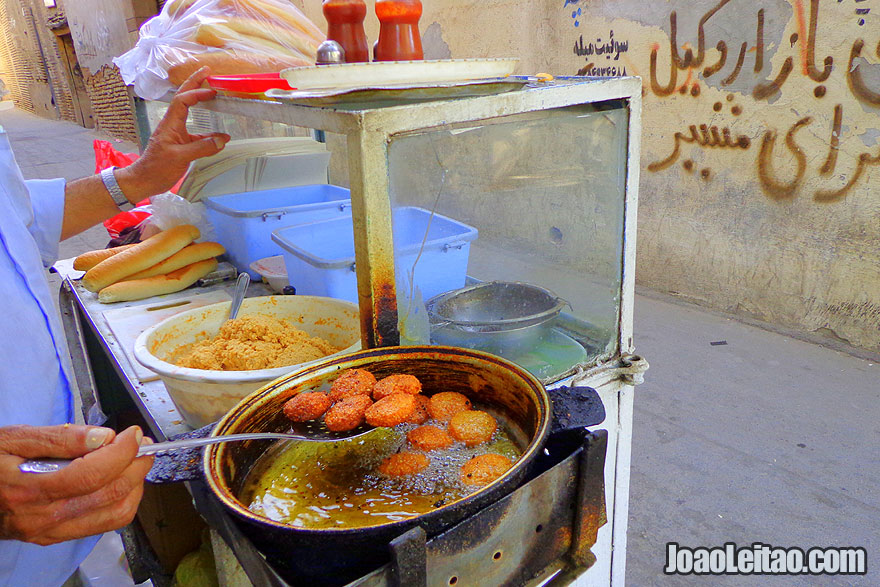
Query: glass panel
139 99 313 140
387 102 629 382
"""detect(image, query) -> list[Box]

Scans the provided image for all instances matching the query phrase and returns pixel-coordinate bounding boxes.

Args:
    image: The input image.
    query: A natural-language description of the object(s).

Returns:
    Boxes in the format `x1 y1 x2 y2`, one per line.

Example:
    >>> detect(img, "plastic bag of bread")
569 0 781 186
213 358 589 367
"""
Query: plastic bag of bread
114 0 323 100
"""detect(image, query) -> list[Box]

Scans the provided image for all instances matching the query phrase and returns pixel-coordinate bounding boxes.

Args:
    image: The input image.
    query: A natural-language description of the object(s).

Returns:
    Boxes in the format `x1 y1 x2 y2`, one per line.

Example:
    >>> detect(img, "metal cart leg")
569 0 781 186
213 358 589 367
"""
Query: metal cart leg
389 526 427 587
572 429 609 568
59 278 106 424
119 520 173 587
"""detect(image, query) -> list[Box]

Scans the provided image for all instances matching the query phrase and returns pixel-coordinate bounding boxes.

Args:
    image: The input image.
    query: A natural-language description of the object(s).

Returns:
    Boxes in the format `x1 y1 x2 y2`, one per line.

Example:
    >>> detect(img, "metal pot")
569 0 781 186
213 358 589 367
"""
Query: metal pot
426 282 568 356
203 345 552 585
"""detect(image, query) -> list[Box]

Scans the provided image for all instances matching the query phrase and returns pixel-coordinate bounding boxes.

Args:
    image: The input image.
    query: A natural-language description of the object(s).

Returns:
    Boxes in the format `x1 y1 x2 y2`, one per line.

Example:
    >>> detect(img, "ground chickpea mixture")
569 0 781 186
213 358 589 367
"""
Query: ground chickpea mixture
174 315 340 371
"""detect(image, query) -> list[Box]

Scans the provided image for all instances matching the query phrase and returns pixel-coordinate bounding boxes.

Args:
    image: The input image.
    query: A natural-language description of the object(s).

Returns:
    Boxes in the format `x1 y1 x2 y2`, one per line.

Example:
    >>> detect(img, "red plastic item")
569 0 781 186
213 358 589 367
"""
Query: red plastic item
93 139 138 174
323 0 370 63
207 73 294 93
374 0 423 62
94 140 186 239
94 140 149 238
103 206 152 240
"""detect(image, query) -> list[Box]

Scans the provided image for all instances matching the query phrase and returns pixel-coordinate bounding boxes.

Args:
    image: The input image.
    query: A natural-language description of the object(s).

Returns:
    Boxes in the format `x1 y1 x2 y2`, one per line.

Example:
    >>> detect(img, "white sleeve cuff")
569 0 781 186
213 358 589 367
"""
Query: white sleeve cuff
25 178 66 267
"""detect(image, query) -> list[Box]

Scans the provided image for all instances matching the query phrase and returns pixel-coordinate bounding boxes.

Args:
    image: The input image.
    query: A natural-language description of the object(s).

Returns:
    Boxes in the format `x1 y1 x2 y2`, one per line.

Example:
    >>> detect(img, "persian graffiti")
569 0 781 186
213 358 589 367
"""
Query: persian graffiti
573 0 880 204
573 30 630 76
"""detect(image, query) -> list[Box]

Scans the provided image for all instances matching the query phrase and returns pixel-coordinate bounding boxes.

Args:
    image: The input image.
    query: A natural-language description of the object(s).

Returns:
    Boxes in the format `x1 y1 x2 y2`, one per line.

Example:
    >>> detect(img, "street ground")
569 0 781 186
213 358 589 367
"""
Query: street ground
2 107 876 586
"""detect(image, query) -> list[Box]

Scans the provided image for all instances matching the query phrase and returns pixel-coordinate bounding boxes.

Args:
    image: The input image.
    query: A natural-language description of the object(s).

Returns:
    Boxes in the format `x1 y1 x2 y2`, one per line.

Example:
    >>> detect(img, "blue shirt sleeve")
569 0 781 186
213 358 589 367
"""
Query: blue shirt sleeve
24 178 66 267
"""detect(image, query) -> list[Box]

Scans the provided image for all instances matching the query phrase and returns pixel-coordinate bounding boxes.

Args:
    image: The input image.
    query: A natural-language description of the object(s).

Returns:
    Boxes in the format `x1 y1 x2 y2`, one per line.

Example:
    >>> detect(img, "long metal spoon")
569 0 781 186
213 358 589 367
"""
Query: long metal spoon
18 424 374 474
227 271 250 321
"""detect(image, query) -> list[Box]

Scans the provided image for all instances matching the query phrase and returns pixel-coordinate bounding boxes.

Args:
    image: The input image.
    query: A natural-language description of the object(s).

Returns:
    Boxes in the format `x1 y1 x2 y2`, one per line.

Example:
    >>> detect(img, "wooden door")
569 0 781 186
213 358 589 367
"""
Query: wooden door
55 31 94 128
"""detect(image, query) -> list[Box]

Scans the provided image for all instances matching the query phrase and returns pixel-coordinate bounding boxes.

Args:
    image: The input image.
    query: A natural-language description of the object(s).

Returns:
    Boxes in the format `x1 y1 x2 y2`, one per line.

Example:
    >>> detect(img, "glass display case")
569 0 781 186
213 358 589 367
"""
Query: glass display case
158 78 641 375
387 101 629 383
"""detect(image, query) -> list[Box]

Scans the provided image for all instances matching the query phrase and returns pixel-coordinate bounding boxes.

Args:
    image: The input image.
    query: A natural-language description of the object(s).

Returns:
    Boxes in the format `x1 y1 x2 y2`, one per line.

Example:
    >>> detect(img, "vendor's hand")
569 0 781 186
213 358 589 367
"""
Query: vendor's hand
0 425 154 546
117 67 231 199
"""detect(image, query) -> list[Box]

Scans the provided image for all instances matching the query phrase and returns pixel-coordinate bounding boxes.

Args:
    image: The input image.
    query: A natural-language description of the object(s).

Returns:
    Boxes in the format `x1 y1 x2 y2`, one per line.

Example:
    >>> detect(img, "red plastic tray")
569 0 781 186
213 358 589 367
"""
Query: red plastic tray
207 73 294 93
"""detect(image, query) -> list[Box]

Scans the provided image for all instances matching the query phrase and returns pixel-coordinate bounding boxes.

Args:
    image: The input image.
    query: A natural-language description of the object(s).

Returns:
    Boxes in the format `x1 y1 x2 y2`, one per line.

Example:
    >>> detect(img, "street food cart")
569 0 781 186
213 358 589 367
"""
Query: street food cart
56 75 646 586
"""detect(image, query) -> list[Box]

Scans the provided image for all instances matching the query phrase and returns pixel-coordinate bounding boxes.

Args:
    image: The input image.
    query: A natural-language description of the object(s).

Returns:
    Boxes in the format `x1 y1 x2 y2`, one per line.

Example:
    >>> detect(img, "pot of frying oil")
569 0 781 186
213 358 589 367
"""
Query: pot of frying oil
204 345 552 586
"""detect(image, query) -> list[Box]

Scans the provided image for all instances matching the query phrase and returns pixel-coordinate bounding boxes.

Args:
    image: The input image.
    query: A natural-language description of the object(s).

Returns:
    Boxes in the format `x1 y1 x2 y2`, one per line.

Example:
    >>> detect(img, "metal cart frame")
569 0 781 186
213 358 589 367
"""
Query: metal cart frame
58 76 645 586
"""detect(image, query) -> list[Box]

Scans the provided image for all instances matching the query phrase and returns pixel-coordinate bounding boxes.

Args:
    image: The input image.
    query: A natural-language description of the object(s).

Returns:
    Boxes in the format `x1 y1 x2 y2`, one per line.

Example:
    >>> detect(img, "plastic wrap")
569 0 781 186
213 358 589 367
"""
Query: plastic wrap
115 0 324 100
141 192 216 242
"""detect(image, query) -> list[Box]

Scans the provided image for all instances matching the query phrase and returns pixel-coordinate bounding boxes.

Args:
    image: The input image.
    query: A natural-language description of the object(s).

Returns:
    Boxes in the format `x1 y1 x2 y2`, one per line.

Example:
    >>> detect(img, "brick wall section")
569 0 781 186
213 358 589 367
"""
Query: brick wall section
0 1 23 107
0 0 77 122
0 0 37 112
84 64 139 143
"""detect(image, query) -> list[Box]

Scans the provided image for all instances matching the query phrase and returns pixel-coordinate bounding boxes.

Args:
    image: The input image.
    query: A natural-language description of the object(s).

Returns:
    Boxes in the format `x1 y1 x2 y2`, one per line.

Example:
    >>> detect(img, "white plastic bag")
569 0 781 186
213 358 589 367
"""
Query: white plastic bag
115 0 323 100
139 192 216 241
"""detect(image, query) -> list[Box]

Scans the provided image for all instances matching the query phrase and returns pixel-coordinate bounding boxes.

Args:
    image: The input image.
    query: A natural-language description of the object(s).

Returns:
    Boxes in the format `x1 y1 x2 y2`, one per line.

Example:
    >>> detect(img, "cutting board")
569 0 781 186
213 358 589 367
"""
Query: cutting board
102 290 232 383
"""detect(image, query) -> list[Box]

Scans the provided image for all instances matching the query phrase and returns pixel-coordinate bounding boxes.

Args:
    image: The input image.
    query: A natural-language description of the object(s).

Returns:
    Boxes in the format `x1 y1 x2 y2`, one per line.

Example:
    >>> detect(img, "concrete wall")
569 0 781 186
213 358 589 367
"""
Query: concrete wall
574 0 880 353
296 0 880 353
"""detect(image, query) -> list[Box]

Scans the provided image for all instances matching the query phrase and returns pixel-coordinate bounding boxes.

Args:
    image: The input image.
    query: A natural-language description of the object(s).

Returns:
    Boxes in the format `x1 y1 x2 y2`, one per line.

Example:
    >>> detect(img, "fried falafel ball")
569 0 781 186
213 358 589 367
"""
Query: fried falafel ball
324 394 373 431
460 453 512 486
407 425 454 452
364 393 417 428
405 394 431 425
378 452 430 477
448 410 497 447
372 373 422 400
427 391 472 422
329 369 377 402
282 391 332 422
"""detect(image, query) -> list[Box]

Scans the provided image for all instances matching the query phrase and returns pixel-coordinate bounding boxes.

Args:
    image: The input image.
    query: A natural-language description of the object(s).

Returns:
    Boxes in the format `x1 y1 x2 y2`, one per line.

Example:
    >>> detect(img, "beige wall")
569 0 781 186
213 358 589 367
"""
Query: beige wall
296 0 880 353
59 0 155 140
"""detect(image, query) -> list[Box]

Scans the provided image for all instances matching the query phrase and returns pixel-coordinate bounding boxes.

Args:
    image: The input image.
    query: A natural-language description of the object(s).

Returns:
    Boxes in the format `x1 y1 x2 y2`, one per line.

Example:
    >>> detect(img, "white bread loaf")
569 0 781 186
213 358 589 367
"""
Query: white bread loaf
166 0 198 18
73 244 136 271
223 17 319 59
167 51 310 87
218 0 324 44
82 225 200 293
98 258 219 303
194 23 308 61
126 242 225 280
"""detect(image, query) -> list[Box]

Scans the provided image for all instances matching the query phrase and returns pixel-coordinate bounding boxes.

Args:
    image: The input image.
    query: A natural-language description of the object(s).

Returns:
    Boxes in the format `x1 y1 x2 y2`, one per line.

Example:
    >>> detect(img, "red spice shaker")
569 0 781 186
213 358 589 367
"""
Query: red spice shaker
374 0 424 61
322 0 370 63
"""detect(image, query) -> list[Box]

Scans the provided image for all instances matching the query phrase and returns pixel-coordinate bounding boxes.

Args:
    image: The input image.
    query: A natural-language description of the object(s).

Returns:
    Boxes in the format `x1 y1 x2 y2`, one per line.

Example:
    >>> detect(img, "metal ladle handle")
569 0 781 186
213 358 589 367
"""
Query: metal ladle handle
17 432 306 474
137 432 306 455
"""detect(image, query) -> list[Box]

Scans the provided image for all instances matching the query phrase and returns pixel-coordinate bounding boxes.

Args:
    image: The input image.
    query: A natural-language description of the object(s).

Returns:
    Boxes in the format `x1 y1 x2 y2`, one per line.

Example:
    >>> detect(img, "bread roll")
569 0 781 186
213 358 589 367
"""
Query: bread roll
223 17 319 59
73 244 136 271
165 0 199 18
98 258 219 303
194 23 308 61
168 51 310 86
83 225 200 293
219 0 324 44
126 242 225 280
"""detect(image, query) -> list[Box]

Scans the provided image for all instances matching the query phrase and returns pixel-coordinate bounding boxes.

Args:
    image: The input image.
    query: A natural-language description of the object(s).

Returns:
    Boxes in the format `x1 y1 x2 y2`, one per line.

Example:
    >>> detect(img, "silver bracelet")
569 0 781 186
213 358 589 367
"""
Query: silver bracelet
100 166 134 211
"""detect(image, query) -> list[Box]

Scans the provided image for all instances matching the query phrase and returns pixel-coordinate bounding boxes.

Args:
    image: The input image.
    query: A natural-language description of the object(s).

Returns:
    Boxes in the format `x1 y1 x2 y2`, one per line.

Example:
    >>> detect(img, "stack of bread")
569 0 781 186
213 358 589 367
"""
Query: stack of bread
162 0 324 86
75 225 225 303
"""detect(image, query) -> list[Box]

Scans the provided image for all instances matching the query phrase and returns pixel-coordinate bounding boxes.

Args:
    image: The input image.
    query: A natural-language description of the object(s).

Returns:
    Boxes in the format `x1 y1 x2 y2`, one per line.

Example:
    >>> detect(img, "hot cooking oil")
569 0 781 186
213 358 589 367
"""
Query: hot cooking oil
241 407 523 529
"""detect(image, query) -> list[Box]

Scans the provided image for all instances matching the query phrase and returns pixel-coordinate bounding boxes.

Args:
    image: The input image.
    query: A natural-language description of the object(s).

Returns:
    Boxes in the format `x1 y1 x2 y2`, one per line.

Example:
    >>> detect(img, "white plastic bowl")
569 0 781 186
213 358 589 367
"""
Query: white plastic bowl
249 255 289 293
134 295 360 427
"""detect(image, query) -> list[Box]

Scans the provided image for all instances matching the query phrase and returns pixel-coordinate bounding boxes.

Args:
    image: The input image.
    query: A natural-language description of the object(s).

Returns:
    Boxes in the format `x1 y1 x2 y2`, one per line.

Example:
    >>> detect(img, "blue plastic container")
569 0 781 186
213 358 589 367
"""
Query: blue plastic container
271 207 479 304
204 184 351 277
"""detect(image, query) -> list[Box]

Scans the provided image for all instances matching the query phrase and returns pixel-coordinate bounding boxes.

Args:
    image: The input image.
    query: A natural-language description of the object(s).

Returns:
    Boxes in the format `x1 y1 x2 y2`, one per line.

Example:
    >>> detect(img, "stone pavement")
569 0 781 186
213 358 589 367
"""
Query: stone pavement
0 105 139 259
2 106 877 586
628 292 877 586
